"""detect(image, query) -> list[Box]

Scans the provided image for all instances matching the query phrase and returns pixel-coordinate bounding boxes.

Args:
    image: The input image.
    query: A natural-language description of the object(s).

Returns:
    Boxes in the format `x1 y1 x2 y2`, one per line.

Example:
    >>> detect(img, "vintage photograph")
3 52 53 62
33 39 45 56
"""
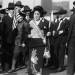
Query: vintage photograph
0 0 74 75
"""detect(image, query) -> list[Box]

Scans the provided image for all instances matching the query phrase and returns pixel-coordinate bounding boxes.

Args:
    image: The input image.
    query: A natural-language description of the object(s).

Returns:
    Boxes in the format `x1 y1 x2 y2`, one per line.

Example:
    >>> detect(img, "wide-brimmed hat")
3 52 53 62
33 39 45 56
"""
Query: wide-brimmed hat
32 6 47 17
6 3 14 10
15 1 23 8
7 3 14 10
0 9 7 14
53 8 67 15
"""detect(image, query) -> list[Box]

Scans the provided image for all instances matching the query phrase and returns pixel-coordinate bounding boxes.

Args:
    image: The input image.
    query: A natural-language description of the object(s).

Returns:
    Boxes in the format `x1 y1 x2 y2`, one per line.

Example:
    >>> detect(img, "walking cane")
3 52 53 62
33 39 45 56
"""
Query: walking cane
44 10 54 66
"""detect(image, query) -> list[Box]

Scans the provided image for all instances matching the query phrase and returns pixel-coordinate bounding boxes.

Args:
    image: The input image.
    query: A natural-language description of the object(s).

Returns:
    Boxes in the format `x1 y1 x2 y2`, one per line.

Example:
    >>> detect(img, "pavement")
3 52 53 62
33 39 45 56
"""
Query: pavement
0 67 68 75
0 55 72 75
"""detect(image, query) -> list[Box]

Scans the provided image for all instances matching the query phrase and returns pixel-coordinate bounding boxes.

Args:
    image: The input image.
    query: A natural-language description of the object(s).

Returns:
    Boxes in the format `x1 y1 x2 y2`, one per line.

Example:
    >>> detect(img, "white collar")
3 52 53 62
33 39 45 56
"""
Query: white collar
34 18 42 25
8 13 12 18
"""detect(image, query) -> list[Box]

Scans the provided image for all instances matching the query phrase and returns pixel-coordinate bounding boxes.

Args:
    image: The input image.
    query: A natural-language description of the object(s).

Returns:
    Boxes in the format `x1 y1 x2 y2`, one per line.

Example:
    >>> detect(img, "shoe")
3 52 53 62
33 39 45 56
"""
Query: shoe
49 66 58 70
8 69 16 73
16 65 27 71
28 73 34 75
56 67 65 72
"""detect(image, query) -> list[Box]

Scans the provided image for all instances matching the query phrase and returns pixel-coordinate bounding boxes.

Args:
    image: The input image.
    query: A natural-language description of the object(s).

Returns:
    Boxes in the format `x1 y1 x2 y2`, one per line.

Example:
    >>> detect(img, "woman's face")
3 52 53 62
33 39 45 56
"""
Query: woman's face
33 11 40 21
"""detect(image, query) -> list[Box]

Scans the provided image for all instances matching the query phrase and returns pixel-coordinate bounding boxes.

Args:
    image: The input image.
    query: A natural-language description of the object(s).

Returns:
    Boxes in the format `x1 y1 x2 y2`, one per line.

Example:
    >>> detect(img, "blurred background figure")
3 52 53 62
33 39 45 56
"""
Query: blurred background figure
67 1 75 75
12 1 23 30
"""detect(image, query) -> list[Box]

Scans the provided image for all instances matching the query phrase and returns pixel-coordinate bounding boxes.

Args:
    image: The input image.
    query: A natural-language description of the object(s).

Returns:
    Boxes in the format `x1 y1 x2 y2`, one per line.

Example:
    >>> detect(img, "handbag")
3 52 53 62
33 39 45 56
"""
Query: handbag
43 47 51 59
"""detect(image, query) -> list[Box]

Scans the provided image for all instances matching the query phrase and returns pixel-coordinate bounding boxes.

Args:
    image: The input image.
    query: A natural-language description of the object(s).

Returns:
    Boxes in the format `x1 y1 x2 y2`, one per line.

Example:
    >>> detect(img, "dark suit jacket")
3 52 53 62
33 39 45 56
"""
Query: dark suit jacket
58 18 70 39
38 18 49 36
1 15 17 45
67 13 75 44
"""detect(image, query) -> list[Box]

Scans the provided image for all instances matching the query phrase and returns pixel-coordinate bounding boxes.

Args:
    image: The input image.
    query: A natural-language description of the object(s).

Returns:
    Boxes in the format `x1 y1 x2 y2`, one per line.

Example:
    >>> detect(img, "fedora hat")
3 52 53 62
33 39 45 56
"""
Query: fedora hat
15 1 23 8
7 3 14 10
23 5 31 12
20 5 31 15
0 9 7 14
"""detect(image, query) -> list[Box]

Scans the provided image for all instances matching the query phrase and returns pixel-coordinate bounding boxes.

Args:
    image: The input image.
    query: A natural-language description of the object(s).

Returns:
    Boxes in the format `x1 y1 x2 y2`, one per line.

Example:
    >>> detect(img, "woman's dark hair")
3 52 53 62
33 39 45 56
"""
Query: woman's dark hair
32 6 47 18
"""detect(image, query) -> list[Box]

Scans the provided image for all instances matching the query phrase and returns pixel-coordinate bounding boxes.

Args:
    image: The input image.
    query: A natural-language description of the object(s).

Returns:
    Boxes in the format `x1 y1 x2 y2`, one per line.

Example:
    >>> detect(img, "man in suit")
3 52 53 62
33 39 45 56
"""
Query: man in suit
56 16 69 71
67 1 75 75
1 3 17 72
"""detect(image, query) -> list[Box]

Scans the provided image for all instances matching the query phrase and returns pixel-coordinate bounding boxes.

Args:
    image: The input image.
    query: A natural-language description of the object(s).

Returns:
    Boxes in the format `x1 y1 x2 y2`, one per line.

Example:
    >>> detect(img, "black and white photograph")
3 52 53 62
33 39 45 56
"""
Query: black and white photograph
0 0 74 75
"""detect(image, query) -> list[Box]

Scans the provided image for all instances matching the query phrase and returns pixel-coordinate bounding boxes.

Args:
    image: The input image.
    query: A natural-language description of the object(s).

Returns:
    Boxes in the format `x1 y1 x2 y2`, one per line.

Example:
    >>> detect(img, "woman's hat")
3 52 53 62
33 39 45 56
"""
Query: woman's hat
7 3 14 10
32 6 47 17
15 1 23 8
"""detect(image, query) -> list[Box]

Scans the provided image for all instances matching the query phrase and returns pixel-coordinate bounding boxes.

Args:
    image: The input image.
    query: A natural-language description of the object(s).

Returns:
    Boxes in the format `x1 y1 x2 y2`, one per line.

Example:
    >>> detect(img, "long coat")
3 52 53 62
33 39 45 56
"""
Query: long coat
1 14 17 70
67 12 75 75
1 15 17 46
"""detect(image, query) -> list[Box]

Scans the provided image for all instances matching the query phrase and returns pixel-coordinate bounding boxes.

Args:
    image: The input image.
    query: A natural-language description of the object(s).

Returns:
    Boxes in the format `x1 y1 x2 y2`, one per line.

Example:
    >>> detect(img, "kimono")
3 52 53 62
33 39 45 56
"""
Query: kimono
28 18 49 75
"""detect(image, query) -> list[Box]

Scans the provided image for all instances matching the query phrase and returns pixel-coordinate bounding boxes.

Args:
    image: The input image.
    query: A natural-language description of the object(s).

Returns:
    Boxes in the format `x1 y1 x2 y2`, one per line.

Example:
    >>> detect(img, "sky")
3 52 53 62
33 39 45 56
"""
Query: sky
2 0 75 9
53 0 75 9
2 0 41 9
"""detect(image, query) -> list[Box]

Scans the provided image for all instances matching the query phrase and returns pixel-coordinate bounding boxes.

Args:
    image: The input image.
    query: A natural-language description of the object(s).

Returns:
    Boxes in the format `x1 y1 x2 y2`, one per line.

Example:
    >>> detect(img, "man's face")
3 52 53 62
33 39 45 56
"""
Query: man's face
26 11 30 20
8 9 14 17
15 6 21 14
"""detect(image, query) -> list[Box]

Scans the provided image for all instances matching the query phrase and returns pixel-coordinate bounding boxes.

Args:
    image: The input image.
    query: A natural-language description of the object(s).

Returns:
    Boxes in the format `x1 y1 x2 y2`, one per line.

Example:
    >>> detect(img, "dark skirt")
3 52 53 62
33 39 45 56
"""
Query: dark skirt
28 39 45 75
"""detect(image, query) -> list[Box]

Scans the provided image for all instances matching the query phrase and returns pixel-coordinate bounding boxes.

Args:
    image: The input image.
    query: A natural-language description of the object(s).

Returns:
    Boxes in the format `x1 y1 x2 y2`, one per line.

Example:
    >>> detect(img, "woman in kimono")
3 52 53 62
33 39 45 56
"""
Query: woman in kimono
28 6 50 75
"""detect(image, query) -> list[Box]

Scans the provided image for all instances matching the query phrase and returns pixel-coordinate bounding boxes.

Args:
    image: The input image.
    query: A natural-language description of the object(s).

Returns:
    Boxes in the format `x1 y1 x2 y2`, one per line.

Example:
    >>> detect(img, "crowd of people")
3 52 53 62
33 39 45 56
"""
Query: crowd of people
0 0 75 75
